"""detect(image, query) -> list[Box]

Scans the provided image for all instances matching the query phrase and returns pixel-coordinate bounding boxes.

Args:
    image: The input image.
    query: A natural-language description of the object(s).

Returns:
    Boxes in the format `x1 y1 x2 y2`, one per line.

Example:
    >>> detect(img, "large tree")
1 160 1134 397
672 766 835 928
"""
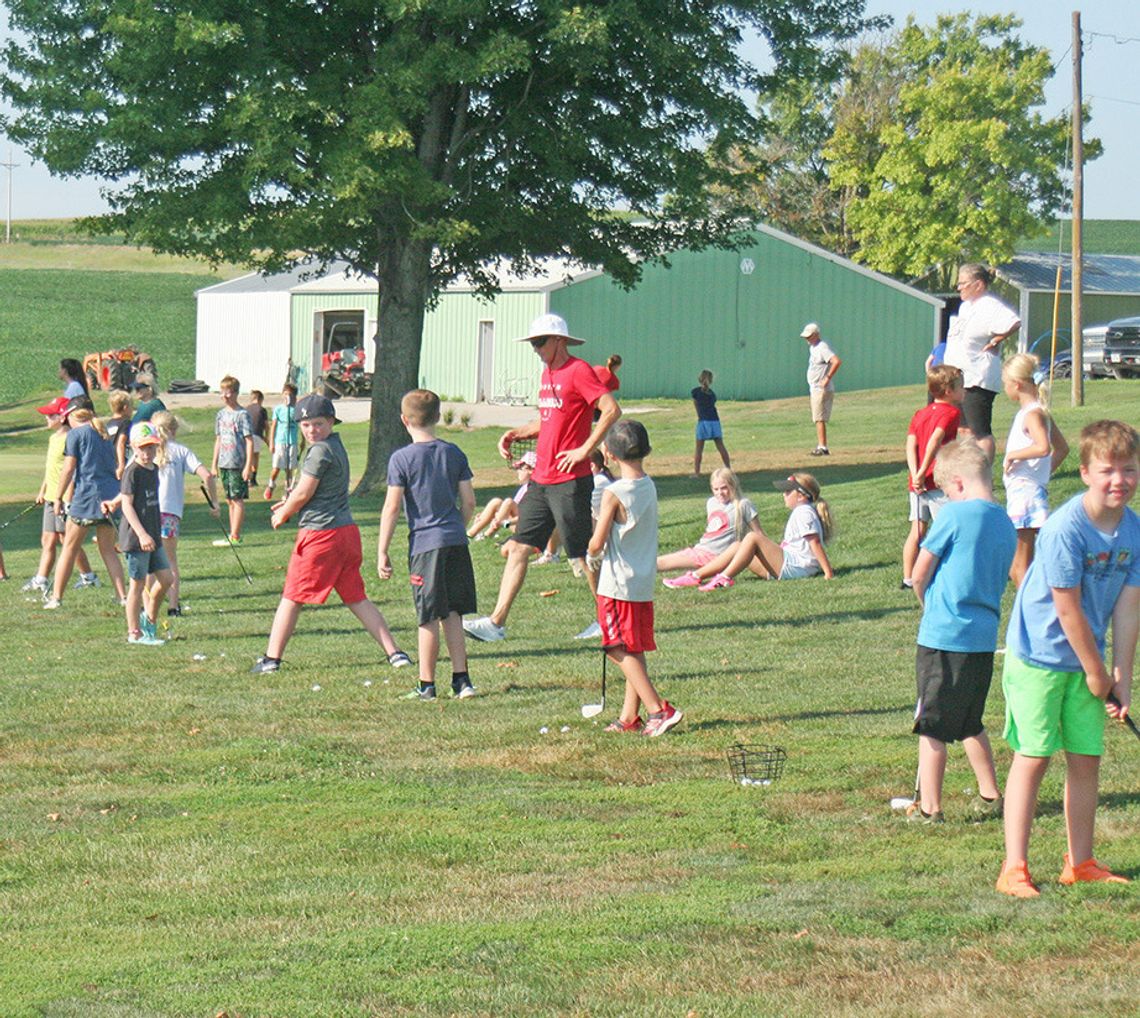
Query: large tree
2 0 867 490
826 13 1096 286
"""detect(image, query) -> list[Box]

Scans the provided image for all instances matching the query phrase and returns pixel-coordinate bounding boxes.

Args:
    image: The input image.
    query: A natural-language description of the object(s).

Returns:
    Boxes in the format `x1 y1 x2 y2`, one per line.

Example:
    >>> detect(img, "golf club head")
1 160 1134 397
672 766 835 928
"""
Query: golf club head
581 703 604 719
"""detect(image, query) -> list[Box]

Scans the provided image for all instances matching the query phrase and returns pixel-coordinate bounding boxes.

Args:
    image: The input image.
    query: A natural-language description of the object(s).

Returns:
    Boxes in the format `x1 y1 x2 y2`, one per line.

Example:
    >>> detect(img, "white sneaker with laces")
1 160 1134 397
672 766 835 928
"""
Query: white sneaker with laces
22 576 48 593
574 620 602 640
463 616 506 642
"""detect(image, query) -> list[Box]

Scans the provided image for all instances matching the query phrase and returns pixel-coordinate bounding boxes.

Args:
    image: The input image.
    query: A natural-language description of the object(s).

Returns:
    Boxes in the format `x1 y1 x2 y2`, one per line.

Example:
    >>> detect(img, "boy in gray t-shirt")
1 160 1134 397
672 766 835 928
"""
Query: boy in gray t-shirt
250 394 412 675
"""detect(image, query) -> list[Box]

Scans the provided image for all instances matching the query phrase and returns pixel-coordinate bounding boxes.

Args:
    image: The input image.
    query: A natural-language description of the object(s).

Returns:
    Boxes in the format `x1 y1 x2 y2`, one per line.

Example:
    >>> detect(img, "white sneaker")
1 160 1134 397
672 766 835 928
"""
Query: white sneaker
463 616 506 642
42 596 62 610
574 620 602 640
535 551 561 565
21 576 48 593
74 572 100 589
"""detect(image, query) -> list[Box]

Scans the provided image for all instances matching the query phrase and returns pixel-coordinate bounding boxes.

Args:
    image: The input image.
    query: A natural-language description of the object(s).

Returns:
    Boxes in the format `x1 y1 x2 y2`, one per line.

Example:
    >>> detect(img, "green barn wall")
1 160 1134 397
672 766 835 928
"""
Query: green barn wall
290 289 546 401
549 234 940 401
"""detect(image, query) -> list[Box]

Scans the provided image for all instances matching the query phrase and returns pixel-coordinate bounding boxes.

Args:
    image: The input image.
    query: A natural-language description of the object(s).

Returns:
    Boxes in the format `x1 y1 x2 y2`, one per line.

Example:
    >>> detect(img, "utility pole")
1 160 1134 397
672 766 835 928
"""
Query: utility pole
1 146 18 244
1071 11 1085 407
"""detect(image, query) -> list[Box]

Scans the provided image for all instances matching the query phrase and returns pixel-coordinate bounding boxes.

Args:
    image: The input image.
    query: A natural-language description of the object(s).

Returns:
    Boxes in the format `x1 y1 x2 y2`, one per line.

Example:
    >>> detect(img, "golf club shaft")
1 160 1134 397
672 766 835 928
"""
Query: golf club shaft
0 502 38 531
601 650 606 712
200 485 254 584
1108 695 1140 740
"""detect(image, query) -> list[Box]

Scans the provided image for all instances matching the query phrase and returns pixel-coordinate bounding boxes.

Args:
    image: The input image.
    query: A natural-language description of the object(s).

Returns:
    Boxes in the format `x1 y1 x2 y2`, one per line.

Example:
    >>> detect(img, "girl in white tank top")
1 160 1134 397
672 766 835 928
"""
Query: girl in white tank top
1001 354 1070 586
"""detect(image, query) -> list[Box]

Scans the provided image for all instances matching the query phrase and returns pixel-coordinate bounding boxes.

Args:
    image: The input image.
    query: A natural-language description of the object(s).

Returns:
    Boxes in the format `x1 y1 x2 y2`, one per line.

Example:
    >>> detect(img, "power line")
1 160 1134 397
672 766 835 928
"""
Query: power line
1085 31 1140 45
1087 93 1140 108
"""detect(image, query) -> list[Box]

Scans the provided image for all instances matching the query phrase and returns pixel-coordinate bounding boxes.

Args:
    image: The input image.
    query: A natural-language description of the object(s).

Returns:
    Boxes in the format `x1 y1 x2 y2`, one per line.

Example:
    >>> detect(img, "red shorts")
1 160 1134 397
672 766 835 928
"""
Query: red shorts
597 596 655 653
283 525 367 605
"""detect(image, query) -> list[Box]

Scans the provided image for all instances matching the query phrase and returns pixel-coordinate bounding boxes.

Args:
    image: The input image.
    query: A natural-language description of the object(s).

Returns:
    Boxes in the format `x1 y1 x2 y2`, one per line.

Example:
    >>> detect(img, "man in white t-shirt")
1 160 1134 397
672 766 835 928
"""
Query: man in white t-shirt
800 323 842 456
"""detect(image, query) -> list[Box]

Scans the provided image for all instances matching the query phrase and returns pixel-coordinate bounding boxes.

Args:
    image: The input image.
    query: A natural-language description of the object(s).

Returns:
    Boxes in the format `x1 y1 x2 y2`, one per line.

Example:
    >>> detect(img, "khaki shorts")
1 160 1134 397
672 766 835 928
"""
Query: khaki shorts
810 388 834 423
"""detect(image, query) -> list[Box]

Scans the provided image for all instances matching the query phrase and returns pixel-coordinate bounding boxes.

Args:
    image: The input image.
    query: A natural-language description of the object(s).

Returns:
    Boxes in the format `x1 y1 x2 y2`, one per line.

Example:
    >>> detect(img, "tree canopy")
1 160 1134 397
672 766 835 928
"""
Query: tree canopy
727 13 1096 287
2 0 869 488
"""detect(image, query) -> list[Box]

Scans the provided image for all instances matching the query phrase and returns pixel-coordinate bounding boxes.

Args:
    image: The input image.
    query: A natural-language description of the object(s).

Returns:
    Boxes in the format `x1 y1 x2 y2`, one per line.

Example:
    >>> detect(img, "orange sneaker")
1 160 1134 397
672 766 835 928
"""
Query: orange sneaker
1058 853 1130 886
995 860 1040 898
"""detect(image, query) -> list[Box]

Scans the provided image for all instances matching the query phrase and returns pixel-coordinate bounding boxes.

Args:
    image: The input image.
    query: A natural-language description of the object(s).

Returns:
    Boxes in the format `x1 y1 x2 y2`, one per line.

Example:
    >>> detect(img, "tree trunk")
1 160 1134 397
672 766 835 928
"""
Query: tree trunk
354 234 434 495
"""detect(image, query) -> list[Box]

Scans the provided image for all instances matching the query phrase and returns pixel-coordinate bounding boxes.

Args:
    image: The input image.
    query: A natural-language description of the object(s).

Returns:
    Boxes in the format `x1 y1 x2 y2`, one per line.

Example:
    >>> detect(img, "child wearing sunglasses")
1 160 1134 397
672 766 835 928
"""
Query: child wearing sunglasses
665 472 834 590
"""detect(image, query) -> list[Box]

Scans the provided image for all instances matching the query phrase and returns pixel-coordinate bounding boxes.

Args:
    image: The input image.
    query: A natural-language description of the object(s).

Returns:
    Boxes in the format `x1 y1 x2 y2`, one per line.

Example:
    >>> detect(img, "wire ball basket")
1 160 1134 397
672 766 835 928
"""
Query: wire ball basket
726 744 786 786
508 437 537 462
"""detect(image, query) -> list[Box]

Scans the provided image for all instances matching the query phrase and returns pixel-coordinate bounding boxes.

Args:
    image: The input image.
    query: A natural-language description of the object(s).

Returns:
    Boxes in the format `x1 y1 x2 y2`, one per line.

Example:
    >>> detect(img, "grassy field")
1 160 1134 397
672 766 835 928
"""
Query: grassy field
1017 218 1140 255
1 381 1138 1017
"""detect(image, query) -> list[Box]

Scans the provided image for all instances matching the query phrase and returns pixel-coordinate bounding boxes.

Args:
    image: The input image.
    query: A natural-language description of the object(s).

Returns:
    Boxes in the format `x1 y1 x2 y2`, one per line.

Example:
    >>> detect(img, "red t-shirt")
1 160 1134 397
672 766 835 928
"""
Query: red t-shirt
534 356 611 485
907 401 961 491
593 365 620 393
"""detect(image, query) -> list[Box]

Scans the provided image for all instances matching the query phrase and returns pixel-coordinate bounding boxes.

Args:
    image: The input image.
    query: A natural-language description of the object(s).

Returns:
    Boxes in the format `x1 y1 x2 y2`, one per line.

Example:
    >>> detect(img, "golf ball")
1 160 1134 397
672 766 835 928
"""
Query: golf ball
363 680 372 687
760 779 772 786
311 684 321 692
192 654 206 661
740 777 754 786
539 726 549 734
560 725 570 733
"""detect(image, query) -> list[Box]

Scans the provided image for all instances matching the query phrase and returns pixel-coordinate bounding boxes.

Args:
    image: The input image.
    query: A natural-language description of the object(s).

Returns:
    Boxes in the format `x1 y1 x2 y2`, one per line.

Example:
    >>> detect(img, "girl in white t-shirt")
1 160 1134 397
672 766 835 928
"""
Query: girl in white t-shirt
674 472 835 590
1000 354 1069 587
658 468 760 579
151 412 218 616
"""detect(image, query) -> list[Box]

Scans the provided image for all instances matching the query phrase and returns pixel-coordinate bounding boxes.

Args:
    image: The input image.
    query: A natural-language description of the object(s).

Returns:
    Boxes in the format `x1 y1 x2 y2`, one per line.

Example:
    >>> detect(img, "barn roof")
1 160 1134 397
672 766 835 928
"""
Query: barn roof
998 253 1140 295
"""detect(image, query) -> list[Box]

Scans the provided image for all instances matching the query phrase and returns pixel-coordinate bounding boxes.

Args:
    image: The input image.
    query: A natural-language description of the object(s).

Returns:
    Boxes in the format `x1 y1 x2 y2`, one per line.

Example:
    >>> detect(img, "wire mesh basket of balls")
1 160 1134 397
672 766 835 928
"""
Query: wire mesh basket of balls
508 436 536 463
726 744 786 787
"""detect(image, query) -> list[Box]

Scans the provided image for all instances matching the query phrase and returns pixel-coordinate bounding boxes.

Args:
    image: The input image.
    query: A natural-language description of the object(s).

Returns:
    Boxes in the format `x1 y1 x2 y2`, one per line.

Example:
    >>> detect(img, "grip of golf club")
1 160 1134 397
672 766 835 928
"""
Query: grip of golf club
1107 695 1140 738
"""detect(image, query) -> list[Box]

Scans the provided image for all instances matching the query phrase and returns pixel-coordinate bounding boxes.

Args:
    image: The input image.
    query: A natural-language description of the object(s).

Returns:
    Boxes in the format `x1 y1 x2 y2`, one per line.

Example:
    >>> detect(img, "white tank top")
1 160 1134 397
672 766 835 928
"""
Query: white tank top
1004 401 1052 489
597 475 658 603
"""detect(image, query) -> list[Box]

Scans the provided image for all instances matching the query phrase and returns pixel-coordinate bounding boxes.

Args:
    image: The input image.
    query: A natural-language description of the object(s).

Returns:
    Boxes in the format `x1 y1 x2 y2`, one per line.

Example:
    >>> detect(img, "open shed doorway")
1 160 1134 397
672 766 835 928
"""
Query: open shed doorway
312 310 366 395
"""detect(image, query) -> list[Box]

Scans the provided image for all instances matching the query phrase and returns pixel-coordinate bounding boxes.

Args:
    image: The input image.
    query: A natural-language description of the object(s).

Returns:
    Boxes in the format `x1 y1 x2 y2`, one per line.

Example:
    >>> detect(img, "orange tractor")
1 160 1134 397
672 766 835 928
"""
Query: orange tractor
83 347 157 392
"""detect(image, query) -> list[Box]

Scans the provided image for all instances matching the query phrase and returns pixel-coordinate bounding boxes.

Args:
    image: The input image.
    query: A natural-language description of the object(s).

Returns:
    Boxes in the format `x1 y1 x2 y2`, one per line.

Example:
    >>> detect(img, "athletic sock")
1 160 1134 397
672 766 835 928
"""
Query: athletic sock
419 681 436 693
901 578 913 588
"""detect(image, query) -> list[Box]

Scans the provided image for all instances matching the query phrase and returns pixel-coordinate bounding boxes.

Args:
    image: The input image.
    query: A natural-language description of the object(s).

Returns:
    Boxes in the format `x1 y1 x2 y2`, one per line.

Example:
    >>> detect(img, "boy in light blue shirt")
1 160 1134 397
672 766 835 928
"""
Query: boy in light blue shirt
910 440 1016 823
997 419 1140 897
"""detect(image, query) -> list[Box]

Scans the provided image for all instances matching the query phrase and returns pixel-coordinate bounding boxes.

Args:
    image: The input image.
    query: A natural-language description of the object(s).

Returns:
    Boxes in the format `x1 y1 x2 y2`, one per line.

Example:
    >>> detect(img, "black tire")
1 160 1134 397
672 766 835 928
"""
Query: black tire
1053 361 1072 379
86 367 101 392
108 359 132 391
321 375 345 398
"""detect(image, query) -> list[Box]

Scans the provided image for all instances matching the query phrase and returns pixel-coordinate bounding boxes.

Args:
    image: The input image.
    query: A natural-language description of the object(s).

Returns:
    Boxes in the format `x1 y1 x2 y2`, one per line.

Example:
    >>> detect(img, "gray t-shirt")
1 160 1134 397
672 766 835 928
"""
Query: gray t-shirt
215 406 252 469
298 433 354 531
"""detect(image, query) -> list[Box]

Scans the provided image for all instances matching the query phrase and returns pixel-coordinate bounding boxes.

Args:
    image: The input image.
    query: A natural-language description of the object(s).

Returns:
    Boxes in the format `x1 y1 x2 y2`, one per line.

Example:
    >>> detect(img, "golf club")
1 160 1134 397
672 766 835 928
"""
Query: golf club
890 765 921 811
0 502 38 531
200 484 254 585
1108 695 1140 741
581 651 606 719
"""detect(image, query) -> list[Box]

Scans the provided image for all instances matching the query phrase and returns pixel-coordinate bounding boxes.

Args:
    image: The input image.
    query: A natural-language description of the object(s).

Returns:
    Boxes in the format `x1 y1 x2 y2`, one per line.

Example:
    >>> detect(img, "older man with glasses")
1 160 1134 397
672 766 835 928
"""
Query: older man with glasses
464 314 621 642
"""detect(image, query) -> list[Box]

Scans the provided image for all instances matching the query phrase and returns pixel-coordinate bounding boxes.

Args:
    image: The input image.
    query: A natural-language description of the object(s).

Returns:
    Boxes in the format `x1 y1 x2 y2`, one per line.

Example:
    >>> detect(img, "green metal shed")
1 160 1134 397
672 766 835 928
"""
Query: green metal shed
549 225 944 401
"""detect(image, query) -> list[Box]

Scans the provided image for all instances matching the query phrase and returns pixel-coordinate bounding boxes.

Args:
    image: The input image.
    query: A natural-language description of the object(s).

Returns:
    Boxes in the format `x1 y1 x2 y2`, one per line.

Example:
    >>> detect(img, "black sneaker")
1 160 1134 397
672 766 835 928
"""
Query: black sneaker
451 678 477 699
251 655 281 674
810 446 830 456
402 684 436 701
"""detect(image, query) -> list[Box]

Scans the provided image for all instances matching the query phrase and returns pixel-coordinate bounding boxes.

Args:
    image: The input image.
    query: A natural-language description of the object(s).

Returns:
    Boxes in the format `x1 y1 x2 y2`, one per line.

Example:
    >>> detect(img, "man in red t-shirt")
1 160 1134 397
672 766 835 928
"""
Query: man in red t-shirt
902 364 964 589
464 315 621 642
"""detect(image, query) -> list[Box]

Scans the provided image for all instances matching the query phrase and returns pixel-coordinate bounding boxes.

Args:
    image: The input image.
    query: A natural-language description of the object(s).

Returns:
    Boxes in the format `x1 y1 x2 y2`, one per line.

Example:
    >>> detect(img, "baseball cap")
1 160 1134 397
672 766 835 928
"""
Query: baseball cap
605 419 651 461
295 393 340 423
512 450 538 469
37 396 72 416
800 323 820 338
129 421 161 447
517 313 584 346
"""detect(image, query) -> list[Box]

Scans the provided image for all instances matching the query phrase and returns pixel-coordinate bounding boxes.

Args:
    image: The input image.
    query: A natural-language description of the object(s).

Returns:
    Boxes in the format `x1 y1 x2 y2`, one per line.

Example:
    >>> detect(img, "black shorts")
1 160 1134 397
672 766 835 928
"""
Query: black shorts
913 645 995 743
511 475 593 558
409 544 477 625
960 386 997 440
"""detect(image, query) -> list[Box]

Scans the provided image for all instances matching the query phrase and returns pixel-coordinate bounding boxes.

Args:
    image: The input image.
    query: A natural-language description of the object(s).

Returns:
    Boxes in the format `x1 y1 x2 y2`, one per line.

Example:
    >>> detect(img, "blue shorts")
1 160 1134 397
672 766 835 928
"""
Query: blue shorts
126 546 171 582
695 420 723 441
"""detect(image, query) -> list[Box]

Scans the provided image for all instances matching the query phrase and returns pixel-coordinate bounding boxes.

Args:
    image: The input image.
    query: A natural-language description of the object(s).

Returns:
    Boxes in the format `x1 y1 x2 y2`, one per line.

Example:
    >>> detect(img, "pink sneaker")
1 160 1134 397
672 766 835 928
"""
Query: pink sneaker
698 573 734 591
643 701 683 737
663 571 701 589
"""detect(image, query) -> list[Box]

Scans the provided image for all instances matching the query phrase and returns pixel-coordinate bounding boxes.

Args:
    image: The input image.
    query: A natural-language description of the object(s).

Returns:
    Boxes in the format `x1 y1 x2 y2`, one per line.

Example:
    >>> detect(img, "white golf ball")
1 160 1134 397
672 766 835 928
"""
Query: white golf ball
192 654 206 662
560 725 570 733
740 777 753 786
760 779 772 786
311 684 321 692
363 680 372 687
539 726 549 734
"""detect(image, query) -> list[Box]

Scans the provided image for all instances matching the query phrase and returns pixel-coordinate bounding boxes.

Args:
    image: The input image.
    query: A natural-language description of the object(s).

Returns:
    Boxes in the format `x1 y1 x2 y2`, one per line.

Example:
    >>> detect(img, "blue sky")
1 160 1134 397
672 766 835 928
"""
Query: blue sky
2 1 1138 220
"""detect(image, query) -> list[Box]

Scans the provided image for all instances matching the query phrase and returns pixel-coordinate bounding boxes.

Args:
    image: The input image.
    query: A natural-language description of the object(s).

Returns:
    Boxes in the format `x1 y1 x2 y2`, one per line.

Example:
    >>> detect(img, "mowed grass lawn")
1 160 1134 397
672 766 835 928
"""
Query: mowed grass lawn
1 383 1138 1017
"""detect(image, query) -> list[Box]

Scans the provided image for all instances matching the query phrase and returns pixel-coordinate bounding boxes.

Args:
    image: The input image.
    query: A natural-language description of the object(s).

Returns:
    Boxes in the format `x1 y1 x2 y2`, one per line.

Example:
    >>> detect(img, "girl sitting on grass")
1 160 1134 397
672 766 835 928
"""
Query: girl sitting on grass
666 472 834 590
657 467 761 574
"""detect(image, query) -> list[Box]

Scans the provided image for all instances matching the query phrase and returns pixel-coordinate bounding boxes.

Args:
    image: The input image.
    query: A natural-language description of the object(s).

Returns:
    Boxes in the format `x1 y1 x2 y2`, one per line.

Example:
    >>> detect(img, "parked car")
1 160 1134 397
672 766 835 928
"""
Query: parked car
1103 316 1140 378
1082 324 1109 377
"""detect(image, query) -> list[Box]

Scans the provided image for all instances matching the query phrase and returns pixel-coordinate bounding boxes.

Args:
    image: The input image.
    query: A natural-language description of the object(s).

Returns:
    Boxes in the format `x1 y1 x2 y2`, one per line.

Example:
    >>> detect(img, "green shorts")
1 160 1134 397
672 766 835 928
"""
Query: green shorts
219 467 248 501
1001 654 1105 757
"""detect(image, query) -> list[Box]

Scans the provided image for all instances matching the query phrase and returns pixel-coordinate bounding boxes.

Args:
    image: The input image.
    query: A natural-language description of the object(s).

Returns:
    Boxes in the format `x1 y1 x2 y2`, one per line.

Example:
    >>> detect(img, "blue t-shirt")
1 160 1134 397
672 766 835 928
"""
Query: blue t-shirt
64 424 120 519
917 499 1017 653
63 380 87 400
386 439 472 557
691 387 719 422
1006 493 1140 671
272 402 298 448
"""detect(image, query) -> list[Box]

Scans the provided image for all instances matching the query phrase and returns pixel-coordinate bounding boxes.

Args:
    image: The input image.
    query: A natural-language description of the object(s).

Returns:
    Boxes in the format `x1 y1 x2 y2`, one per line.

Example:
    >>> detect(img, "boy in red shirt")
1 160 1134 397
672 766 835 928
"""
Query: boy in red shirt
902 365 964 589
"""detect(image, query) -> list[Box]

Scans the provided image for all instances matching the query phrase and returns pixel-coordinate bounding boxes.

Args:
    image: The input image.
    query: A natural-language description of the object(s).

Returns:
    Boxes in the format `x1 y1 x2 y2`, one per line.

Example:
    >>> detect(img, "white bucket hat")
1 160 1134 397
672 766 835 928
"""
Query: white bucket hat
518 313 585 346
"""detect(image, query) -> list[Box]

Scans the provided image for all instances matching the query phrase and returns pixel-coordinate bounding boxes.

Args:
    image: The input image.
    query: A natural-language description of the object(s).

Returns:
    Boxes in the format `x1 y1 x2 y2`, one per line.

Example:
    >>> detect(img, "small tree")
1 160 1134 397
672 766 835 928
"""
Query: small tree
3 1 869 489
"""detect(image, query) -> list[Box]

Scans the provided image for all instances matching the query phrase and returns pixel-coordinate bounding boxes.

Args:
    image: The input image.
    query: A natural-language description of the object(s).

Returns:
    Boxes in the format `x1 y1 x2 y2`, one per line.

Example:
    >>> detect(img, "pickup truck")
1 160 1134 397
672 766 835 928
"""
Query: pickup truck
1103 316 1140 379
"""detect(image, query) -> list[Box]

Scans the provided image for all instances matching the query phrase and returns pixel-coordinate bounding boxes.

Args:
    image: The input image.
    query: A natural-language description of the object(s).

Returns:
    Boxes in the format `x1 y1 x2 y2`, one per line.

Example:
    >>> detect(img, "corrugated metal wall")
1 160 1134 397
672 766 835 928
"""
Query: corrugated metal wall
1025 293 1140 348
196 291 291 393
418 290 546 403
550 233 940 401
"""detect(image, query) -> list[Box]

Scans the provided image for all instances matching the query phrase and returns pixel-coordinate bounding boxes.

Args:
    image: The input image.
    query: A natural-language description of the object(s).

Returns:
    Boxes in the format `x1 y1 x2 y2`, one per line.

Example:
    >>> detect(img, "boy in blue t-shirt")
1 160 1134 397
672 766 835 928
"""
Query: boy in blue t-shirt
909 440 1016 823
378 390 477 701
996 420 1140 897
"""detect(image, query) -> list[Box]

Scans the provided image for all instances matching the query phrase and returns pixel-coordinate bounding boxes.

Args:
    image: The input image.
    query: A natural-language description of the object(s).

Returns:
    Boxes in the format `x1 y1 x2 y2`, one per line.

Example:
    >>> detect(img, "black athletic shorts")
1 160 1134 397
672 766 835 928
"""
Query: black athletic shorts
913 645 995 743
409 544 477 625
960 386 997 440
511 475 593 558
